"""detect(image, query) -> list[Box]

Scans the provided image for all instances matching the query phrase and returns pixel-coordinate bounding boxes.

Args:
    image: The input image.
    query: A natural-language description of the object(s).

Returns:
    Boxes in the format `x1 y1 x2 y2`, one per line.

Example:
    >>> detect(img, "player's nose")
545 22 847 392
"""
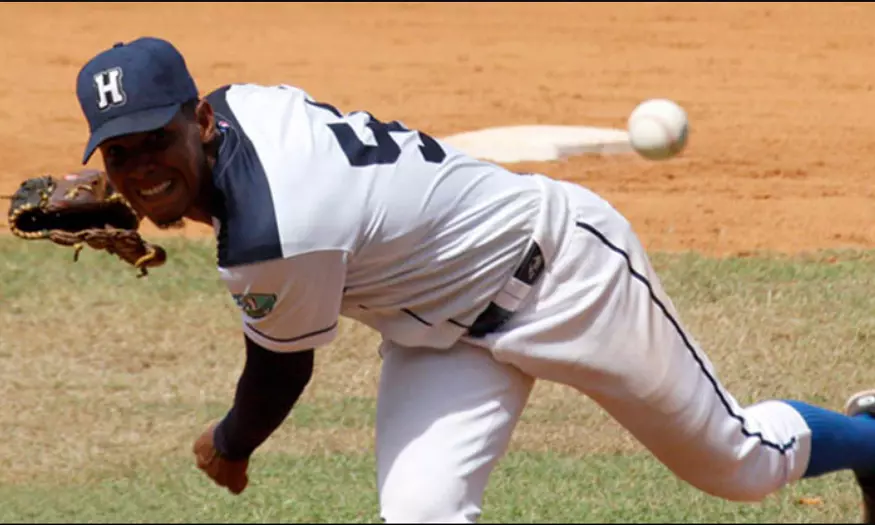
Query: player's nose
126 158 162 181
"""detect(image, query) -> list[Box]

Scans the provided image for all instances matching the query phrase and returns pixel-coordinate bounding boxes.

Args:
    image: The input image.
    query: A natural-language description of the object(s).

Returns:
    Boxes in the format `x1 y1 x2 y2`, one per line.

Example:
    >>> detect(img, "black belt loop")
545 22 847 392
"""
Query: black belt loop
467 241 545 338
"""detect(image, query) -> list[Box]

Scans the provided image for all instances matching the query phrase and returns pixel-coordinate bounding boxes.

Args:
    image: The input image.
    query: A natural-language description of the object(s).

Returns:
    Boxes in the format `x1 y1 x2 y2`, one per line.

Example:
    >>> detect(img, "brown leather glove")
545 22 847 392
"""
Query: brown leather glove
192 422 250 495
6 170 167 278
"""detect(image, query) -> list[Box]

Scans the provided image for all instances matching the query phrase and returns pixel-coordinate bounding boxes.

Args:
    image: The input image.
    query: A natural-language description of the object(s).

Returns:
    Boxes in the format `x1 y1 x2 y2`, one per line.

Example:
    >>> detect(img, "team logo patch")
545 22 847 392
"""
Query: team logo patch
232 293 277 319
94 67 126 111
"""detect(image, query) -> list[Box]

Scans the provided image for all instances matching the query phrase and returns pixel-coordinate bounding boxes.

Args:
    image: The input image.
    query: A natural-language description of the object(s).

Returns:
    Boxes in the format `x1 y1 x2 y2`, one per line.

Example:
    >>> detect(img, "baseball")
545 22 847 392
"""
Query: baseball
627 98 689 161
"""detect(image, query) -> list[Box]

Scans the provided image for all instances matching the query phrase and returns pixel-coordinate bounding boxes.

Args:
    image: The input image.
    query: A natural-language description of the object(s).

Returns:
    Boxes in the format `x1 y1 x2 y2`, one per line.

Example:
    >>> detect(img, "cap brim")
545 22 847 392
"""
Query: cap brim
81 103 182 164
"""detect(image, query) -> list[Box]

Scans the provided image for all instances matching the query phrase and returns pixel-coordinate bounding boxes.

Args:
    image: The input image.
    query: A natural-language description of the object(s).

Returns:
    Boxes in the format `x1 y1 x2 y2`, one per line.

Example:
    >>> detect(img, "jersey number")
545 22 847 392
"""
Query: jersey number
307 100 446 166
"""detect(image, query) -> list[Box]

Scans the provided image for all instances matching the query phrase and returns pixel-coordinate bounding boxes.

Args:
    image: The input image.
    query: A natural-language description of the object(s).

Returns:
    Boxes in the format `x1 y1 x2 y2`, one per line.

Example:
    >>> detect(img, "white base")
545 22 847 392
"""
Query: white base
439 125 634 163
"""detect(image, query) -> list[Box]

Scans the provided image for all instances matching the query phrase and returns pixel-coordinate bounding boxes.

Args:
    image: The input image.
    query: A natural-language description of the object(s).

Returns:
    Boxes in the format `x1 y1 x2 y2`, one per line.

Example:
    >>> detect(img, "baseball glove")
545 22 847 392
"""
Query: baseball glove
6 169 167 277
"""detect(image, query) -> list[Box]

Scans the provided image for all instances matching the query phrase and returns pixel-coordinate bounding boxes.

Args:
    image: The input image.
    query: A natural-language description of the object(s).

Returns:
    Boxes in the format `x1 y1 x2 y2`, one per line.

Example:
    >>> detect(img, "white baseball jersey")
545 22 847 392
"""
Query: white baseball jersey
207 83 550 352
203 84 817 522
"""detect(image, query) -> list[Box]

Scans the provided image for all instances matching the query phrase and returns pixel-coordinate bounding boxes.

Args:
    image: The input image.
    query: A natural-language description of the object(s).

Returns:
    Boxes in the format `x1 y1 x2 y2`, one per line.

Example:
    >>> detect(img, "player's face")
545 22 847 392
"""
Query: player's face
98 107 211 228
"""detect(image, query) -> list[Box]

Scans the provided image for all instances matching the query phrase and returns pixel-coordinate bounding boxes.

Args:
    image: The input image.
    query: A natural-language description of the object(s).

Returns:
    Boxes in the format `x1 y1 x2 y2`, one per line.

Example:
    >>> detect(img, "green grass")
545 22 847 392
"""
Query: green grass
2 237 875 522
0 452 859 524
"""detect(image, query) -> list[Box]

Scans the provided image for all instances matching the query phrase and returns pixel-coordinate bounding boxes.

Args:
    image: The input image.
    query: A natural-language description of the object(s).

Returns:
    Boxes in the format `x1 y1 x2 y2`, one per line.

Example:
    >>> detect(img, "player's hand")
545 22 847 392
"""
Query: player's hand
192 422 250 495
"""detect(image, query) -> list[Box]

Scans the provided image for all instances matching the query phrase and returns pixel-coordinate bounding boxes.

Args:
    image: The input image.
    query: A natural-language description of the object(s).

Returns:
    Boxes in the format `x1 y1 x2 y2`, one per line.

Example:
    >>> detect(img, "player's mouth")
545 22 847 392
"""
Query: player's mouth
137 180 175 201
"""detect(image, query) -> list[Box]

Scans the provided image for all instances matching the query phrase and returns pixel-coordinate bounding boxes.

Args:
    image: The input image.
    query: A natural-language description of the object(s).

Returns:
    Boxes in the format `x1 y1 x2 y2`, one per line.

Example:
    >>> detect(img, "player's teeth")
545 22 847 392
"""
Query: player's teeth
140 181 171 197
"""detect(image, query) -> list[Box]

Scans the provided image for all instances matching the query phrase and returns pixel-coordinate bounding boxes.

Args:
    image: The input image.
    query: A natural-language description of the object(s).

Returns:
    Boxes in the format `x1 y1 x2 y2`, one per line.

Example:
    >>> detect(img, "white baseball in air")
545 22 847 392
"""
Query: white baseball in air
627 98 689 161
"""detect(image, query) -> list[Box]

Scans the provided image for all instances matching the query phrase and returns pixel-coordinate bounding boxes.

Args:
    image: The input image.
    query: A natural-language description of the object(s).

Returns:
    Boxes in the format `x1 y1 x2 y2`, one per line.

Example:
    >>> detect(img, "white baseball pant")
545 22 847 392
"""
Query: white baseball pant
375 179 812 523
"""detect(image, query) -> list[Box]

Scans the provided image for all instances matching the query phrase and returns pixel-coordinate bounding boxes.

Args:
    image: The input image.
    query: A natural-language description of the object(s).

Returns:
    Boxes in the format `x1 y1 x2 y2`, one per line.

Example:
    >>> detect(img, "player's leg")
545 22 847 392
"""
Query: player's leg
375 339 534 523
487 181 875 503
844 390 875 523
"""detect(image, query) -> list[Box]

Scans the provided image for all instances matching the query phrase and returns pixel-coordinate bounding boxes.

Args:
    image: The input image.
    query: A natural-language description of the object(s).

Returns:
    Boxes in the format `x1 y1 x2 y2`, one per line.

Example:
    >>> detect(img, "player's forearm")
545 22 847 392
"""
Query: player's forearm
213 336 314 460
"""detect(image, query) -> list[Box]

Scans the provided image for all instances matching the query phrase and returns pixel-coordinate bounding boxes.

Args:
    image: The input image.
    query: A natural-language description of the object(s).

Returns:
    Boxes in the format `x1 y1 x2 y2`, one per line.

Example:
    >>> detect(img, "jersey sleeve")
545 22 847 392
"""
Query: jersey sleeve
218 250 347 353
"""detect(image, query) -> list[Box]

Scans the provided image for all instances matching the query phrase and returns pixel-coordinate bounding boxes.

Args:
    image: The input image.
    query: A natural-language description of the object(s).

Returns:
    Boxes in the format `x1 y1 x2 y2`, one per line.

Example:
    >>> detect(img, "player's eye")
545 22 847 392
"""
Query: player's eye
146 129 173 150
105 145 127 167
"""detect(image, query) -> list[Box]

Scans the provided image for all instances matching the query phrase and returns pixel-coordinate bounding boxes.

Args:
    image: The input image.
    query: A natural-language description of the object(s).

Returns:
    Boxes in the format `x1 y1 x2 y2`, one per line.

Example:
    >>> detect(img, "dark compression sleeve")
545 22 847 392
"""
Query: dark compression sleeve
212 335 314 460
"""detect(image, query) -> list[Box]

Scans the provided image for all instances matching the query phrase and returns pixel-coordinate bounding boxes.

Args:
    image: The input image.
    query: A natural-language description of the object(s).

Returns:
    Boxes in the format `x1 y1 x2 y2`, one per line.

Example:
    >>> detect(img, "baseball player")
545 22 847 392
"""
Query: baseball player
72 36 875 523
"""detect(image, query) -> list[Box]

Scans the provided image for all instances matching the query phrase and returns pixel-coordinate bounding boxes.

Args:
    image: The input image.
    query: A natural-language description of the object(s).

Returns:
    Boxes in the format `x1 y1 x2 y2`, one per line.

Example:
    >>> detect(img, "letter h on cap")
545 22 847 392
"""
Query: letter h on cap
94 67 127 111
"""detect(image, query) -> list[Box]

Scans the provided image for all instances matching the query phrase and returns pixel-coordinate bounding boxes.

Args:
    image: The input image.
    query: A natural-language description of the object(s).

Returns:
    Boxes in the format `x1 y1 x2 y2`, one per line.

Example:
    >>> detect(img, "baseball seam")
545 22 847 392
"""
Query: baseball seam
638 114 681 155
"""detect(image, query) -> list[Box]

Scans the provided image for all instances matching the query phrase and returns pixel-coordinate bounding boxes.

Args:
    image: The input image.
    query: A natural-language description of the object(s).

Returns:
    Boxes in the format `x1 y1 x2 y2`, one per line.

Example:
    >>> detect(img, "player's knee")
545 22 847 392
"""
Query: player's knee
690 475 777 503
379 475 481 523
678 457 787 503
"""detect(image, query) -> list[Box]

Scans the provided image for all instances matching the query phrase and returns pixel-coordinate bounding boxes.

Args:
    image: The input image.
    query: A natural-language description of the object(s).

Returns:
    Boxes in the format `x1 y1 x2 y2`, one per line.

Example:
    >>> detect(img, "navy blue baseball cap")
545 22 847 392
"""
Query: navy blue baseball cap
76 37 199 164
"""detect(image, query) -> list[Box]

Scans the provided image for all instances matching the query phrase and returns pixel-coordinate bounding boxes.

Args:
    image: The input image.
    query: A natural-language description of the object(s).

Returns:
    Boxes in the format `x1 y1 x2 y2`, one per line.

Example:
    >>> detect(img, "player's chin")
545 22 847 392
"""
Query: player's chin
154 217 186 230
145 207 187 229
139 193 191 229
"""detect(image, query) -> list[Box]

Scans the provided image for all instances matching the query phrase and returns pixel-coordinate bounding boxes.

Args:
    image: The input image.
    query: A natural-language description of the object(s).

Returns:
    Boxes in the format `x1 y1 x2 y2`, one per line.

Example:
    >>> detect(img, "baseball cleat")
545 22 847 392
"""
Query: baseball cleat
845 390 875 524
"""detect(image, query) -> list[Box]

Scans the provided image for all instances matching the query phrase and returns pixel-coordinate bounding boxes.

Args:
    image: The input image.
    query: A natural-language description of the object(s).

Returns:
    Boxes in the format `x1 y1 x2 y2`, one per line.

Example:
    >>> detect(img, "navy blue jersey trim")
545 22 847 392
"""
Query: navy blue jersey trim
575 221 797 454
246 321 338 344
448 318 470 329
401 308 432 327
206 85 283 268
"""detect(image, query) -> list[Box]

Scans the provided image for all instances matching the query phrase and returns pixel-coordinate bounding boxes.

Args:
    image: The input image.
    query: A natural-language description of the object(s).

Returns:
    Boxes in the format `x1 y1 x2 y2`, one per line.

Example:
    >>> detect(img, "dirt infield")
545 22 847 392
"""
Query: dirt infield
1 2 873 256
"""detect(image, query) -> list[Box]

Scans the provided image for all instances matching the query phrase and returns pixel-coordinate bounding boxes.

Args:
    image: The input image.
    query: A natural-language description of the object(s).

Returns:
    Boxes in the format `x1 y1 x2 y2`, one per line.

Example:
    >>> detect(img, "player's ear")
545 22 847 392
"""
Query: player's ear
195 99 216 144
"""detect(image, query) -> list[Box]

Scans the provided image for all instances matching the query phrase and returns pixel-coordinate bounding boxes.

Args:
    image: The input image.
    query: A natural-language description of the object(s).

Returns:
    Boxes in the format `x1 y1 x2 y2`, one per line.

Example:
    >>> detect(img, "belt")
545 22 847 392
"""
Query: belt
467 240 545 338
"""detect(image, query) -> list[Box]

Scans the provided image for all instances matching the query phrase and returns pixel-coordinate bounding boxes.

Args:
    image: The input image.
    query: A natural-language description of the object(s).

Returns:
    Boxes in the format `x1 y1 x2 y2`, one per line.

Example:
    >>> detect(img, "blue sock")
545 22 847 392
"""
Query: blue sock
784 400 875 478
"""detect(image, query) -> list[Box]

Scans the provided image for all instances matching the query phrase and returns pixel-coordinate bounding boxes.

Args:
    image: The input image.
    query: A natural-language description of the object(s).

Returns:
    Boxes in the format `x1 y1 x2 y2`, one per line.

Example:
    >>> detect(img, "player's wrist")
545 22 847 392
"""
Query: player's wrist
213 416 255 461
